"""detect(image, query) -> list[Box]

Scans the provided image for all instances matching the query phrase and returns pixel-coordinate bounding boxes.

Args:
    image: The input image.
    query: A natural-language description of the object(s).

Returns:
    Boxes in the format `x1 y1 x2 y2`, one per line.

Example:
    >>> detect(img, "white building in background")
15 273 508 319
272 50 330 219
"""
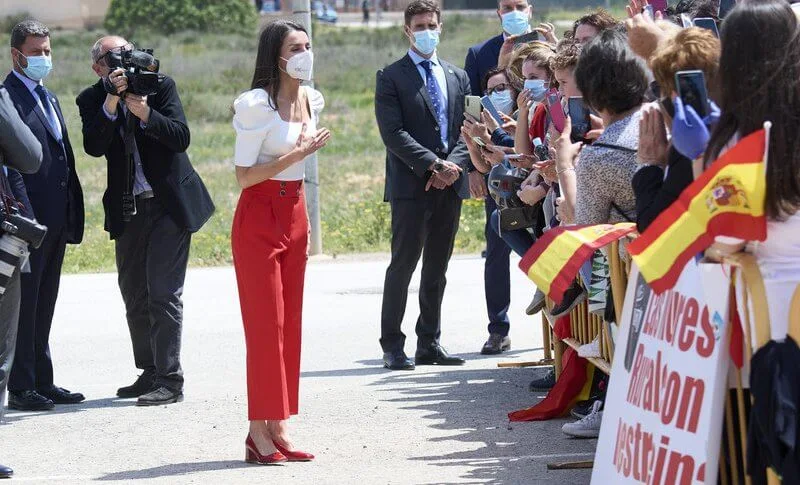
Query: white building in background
0 0 111 29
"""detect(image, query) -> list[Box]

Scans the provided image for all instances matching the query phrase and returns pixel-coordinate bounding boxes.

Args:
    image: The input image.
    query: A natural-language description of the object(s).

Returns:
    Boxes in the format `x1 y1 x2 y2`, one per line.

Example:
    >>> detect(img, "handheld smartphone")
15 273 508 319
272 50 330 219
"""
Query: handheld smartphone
465 95 482 120
692 17 719 37
642 4 654 19
513 31 544 46
546 89 566 133
650 0 668 13
567 97 591 144
480 95 505 126
680 13 693 28
675 70 710 118
718 0 736 19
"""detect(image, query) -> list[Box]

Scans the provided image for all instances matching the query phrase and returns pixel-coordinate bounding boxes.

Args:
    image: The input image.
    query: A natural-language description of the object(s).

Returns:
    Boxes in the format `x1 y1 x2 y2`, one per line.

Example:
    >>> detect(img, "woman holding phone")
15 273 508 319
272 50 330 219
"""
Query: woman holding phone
702 0 800 340
231 19 331 465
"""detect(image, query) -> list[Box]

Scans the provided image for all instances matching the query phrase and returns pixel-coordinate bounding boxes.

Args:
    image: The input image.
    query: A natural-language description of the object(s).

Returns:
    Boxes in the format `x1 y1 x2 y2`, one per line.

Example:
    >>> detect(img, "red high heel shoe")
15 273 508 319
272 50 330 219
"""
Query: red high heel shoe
245 435 288 465
273 440 315 462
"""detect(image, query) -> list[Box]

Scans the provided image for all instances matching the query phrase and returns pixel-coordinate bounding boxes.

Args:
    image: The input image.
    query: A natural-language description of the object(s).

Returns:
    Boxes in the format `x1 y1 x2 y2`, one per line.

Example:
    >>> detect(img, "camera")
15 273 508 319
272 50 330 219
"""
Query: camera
0 205 47 304
103 48 164 97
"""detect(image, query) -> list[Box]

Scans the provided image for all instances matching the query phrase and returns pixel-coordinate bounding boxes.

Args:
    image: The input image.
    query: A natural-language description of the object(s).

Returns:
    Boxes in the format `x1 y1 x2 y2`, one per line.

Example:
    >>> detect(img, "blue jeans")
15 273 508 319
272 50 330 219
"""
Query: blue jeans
483 196 512 337
489 209 536 258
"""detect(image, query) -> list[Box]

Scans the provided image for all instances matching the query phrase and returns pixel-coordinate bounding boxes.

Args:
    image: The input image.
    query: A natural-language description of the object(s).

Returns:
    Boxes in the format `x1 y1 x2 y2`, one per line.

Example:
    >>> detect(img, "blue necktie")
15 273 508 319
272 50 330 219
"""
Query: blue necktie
420 60 448 149
34 85 61 140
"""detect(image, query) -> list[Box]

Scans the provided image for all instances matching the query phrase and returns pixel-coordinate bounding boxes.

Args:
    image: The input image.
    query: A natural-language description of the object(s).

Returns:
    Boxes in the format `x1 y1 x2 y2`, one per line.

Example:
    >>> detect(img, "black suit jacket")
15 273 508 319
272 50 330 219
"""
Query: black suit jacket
375 54 471 201
464 34 504 97
3 72 85 244
76 76 215 240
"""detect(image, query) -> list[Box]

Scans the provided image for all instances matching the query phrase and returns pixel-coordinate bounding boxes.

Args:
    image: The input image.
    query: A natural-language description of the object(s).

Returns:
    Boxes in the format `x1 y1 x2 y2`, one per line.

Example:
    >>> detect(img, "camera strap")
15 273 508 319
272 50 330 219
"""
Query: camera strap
0 168 19 215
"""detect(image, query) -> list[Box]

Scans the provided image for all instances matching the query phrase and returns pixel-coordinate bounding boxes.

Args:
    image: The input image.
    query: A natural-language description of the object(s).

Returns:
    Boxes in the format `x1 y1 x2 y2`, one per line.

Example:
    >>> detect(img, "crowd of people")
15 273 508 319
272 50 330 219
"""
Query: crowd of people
369 0 800 454
1 0 800 478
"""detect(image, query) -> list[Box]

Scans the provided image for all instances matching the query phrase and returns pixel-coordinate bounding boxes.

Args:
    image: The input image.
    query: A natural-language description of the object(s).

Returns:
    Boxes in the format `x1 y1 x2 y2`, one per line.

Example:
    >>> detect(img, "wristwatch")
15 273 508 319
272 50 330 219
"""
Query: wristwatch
432 160 445 173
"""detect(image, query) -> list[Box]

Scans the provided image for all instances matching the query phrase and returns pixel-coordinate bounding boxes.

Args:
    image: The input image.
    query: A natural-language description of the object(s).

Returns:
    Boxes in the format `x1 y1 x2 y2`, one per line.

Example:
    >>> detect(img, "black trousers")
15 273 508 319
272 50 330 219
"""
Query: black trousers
0 268 22 422
380 188 462 354
115 197 190 391
9 227 66 392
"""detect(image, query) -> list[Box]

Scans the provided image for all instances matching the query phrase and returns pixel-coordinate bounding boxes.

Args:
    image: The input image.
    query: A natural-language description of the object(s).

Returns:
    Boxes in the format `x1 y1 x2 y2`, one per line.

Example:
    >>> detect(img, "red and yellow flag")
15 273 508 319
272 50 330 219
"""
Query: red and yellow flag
519 223 636 304
628 129 768 294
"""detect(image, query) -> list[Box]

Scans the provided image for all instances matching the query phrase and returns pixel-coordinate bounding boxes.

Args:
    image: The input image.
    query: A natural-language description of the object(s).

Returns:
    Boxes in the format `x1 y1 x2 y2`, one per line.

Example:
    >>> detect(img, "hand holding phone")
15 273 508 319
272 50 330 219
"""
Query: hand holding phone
567 97 591 144
674 69 710 118
465 95 482 121
692 17 719 37
513 31 544 46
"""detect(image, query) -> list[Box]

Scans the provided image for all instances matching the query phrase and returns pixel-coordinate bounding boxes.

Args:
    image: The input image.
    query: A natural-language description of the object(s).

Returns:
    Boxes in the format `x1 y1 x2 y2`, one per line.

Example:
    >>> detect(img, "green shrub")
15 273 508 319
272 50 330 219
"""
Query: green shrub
104 0 257 37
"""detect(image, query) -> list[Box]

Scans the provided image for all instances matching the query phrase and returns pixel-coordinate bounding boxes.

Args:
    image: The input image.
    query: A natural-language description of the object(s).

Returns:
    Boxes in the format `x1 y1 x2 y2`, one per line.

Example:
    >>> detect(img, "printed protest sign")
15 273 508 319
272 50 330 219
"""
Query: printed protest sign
592 260 731 485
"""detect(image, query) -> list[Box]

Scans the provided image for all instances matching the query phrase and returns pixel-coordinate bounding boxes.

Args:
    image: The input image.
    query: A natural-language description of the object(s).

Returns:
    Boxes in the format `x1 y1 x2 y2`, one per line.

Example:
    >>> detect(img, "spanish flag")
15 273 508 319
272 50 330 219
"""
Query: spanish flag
628 128 768 294
518 223 637 304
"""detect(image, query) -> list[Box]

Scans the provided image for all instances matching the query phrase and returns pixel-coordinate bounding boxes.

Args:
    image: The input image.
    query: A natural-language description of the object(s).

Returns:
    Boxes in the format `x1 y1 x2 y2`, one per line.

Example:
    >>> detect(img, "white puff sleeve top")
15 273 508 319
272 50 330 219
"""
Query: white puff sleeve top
232 86 325 181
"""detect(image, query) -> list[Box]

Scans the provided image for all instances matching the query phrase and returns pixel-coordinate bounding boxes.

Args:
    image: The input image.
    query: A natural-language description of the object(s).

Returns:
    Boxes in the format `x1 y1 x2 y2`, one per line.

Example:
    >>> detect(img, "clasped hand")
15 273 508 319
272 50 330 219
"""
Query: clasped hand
426 160 462 191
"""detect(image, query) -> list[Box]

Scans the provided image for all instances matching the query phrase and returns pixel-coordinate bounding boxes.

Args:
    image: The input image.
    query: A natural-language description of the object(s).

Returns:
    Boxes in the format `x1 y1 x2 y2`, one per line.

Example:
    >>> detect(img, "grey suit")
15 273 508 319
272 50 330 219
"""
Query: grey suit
375 53 471 353
0 84 43 421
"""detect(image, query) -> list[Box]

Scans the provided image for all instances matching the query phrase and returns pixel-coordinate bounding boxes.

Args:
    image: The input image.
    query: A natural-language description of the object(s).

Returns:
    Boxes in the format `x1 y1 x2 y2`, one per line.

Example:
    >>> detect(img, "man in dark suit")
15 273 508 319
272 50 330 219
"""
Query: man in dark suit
77 36 215 406
375 0 470 371
5 20 86 411
463 0 537 355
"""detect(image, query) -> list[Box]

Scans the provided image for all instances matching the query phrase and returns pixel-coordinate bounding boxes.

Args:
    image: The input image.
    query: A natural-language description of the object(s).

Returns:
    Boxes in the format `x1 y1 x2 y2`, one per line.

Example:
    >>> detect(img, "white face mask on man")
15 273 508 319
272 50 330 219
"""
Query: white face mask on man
281 50 314 81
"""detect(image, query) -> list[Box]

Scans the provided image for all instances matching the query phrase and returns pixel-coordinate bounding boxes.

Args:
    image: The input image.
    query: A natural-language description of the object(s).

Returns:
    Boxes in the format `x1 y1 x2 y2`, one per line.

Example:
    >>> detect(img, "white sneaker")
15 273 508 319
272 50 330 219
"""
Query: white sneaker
578 335 602 358
561 400 603 438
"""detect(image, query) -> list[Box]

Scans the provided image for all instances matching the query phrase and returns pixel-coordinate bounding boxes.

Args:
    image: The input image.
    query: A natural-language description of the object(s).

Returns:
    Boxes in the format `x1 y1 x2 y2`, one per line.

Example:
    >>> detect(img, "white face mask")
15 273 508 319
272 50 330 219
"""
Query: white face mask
281 50 314 81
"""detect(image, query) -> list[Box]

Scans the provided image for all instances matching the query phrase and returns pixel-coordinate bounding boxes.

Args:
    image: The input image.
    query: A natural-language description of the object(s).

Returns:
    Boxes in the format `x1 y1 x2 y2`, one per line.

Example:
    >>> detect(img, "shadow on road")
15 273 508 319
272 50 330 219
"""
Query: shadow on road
95 460 251 481
4 397 134 423
372 366 594 485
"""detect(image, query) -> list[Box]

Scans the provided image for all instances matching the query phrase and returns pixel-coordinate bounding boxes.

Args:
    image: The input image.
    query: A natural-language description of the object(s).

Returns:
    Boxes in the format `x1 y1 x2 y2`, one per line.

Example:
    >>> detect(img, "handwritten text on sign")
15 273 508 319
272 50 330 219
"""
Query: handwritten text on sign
592 261 730 485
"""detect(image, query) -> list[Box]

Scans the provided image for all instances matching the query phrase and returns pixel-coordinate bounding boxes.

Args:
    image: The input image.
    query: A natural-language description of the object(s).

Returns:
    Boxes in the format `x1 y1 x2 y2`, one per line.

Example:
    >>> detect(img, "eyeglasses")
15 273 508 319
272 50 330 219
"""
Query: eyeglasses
486 83 509 95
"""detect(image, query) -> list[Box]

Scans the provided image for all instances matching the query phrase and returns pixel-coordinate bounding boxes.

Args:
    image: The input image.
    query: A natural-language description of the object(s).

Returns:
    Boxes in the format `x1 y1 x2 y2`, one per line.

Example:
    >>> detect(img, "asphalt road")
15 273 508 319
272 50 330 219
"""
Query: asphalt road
1 255 594 484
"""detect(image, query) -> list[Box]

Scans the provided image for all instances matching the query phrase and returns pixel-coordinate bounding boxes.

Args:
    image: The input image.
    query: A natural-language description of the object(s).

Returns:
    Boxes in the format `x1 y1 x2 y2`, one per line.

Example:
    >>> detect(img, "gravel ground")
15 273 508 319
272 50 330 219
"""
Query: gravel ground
1 255 594 484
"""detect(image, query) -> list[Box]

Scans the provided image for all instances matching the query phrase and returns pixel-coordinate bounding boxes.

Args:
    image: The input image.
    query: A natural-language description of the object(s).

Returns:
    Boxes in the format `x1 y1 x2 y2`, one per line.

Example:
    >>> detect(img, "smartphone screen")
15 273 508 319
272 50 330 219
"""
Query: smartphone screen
642 4 654 19
567 97 591 143
480 96 505 126
675 70 709 118
680 13 693 28
465 95 482 120
692 17 720 37
718 0 736 18
513 31 543 46
650 0 668 13
546 90 566 133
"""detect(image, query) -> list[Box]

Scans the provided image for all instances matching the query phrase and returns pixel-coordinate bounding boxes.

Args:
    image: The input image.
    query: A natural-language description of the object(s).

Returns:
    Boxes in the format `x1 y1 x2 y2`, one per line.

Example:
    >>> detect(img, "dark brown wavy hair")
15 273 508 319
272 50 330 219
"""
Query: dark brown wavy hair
703 0 800 220
250 19 308 111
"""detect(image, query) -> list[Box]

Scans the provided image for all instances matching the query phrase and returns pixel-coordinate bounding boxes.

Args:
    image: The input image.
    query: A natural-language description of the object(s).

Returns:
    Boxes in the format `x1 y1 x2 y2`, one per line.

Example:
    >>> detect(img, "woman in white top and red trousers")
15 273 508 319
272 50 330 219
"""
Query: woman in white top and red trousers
231 20 330 465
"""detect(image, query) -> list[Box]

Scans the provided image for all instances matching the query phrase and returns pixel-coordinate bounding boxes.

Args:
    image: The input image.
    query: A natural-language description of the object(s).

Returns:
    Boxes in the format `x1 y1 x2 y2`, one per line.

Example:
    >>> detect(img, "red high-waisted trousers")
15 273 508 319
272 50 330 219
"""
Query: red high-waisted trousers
231 179 308 420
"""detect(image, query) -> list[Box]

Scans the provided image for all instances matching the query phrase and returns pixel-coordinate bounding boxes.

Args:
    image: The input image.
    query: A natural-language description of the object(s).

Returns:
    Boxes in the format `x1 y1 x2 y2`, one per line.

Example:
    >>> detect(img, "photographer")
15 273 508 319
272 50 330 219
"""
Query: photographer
0 81 44 479
76 36 214 406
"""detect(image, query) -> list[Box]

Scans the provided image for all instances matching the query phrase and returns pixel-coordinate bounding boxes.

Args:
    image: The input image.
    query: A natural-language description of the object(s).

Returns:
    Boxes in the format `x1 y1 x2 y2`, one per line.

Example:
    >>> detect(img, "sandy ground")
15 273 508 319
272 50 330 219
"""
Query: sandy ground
1 255 595 484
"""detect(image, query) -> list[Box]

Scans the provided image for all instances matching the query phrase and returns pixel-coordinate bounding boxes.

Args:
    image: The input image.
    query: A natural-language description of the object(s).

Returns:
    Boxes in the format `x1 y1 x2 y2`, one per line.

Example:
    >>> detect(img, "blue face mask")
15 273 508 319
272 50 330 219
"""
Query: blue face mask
412 29 440 56
501 10 529 36
489 90 514 115
524 79 547 101
17 53 52 82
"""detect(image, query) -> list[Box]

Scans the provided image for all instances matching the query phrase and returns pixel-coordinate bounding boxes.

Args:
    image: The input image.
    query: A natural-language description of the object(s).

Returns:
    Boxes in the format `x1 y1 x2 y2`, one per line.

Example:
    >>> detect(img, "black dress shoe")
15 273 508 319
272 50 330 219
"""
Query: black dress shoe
383 352 415 371
37 385 85 404
415 346 466 366
480 334 511 355
136 386 184 406
8 390 55 411
117 372 156 398
0 463 12 478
